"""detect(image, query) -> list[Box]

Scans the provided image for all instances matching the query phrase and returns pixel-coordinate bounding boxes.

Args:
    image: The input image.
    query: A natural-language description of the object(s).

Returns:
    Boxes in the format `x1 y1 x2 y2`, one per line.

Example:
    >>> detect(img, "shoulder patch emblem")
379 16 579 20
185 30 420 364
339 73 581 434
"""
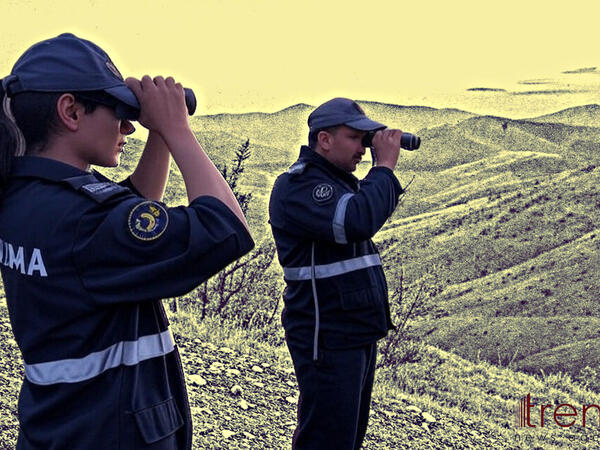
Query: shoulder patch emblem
312 183 334 203
128 201 169 241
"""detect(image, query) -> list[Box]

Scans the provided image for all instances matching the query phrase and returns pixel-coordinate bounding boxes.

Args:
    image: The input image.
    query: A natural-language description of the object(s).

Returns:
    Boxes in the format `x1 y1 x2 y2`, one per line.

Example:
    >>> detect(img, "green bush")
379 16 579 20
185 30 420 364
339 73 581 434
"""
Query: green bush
169 139 282 341
378 268 440 374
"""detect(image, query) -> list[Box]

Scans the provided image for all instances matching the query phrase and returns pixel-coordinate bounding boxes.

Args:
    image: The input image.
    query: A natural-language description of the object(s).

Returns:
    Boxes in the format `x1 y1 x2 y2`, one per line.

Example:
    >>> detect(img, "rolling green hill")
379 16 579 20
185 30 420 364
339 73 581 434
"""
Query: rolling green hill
379 145 599 376
358 101 475 133
528 104 600 127
98 101 600 378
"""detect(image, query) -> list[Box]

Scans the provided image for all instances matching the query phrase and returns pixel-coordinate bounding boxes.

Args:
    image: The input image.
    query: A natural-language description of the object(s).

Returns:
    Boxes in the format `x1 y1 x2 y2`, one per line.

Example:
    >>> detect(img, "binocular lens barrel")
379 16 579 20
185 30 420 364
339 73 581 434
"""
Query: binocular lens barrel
121 87 197 120
183 88 197 116
361 130 421 150
400 133 420 150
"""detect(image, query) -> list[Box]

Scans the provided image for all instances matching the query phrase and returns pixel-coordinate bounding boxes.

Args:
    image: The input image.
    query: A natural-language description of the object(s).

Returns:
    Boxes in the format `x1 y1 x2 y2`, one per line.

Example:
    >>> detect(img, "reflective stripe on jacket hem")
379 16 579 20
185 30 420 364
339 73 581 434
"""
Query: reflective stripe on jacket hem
24 329 175 385
284 253 381 281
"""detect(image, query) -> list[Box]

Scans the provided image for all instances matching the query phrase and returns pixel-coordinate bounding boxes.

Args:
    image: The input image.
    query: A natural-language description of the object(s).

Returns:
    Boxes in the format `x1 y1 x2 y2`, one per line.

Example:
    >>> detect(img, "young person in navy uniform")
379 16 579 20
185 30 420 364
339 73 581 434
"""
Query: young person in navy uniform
0 33 254 449
269 98 404 449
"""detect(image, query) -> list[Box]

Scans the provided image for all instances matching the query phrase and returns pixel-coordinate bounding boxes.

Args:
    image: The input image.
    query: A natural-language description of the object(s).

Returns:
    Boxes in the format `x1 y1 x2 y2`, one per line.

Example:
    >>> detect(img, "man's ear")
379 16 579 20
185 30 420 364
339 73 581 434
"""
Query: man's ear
56 93 82 132
317 130 333 152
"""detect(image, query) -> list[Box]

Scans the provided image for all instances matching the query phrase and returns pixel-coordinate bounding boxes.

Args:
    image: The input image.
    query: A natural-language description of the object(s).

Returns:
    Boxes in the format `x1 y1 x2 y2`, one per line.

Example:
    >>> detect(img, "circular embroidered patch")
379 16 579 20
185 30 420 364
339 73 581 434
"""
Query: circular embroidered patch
128 201 169 241
312 183 334 203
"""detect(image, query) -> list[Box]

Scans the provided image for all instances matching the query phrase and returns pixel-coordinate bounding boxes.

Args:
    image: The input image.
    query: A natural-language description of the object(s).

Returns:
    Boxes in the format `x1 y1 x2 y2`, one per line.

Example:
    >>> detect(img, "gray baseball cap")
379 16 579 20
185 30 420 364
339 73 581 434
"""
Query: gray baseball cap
308 97 386 132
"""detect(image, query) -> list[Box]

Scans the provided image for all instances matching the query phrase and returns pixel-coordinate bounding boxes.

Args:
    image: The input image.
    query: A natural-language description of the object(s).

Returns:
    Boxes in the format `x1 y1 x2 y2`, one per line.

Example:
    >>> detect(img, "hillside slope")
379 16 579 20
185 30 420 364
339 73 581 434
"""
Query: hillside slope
96 101 600 378
528 104 600 127
380 161 599 376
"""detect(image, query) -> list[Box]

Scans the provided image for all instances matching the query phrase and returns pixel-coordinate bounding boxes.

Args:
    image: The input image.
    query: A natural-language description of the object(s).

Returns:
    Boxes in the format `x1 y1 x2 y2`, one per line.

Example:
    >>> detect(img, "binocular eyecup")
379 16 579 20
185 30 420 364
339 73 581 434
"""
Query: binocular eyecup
361 129 421 151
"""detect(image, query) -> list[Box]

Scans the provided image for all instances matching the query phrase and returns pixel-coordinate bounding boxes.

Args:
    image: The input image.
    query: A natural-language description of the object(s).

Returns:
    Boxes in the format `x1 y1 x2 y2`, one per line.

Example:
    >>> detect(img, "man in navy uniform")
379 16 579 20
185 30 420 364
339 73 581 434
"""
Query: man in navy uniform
0 33 253 449
269 98 404 449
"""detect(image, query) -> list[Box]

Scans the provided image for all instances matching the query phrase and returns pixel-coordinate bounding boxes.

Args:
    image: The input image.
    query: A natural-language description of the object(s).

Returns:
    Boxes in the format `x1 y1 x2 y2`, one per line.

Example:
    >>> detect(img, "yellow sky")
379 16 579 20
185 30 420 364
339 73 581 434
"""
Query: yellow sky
2 0 599 117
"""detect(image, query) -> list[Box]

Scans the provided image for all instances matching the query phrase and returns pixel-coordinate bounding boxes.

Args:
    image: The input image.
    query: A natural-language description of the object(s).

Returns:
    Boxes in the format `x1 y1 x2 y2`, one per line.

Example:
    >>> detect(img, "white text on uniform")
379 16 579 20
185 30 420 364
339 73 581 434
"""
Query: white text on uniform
0 238 47 277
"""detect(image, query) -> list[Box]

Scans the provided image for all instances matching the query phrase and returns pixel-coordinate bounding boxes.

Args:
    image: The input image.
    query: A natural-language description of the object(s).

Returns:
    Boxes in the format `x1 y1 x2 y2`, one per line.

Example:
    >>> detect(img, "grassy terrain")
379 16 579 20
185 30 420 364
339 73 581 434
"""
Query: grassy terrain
1 100 599 447
3 296 600 449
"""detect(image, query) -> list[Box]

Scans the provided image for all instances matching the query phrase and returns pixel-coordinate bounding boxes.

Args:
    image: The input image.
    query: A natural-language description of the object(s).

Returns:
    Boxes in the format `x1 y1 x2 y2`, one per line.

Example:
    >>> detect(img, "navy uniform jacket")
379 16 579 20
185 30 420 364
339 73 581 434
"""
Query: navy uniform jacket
0 156 254 449
269 146 402 359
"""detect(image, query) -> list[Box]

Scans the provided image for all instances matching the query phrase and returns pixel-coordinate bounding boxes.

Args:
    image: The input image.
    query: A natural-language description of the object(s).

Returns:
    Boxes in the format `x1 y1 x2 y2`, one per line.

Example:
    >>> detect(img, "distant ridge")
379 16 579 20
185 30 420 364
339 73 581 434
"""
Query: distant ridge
201 103 313 119
200 101 472 119
527 104 600 127
357 100 473 116
198 102 600 128
355 101 476 134
358 100 438 111
202 110 271 119
276 103 313 113
186 101 480 171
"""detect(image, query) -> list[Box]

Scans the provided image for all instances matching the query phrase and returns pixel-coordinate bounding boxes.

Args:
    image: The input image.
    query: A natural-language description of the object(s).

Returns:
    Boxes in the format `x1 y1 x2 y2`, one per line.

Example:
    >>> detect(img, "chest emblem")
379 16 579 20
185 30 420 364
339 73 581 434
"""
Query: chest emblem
312 183 334 203
128 201 169 241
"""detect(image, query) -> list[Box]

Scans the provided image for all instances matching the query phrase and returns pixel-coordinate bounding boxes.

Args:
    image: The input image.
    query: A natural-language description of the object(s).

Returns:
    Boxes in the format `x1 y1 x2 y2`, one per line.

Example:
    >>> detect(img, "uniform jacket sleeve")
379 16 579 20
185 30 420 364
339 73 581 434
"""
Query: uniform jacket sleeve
270 166 402 244
72 195 254 305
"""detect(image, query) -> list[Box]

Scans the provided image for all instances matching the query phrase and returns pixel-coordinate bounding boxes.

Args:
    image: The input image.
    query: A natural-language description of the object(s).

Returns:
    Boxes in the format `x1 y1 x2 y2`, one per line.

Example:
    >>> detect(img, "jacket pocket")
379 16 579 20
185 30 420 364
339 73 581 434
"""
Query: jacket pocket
339 286 379 310
133 397 184 444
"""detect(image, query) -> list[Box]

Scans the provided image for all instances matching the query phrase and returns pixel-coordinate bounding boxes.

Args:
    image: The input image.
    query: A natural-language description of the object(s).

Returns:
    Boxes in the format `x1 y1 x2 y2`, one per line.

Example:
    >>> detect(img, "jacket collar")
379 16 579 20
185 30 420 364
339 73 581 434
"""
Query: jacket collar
10 156 91 183
297 146 359 189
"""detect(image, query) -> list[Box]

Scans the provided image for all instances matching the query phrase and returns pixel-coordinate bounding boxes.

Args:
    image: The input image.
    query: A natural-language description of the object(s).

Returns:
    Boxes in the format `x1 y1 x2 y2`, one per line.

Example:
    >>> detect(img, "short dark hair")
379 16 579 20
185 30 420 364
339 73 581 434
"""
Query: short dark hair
308 125 341 149
0 90 102 196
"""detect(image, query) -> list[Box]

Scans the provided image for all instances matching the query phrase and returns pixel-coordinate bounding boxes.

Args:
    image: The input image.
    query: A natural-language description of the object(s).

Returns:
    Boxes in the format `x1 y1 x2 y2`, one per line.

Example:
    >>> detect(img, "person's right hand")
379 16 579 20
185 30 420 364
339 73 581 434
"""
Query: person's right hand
125 75 189 139
371 128 402 170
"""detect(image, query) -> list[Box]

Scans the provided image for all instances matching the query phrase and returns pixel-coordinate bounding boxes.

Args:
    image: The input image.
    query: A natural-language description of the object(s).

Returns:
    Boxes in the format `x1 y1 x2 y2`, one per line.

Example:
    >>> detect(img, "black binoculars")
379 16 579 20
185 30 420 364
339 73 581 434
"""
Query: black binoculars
117 88 197 120
361 129 421 150
181 88 197 116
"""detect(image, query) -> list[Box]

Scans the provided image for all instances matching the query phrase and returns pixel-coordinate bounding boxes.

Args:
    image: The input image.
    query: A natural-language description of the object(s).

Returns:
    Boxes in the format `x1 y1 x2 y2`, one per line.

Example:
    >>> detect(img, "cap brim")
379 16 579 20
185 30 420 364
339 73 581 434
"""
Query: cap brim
104 85 140 120
344 117 387 131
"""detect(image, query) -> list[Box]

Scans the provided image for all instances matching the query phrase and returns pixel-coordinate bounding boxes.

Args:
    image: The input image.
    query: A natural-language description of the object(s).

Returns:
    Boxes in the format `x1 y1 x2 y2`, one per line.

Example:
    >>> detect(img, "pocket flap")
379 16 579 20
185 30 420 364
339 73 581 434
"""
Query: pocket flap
133 397 184 444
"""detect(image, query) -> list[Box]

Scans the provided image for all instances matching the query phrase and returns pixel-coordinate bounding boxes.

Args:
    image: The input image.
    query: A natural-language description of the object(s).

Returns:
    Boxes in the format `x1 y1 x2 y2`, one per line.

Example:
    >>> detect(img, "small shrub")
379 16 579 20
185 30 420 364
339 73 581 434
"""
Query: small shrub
378 267 440 372
170 139 281 342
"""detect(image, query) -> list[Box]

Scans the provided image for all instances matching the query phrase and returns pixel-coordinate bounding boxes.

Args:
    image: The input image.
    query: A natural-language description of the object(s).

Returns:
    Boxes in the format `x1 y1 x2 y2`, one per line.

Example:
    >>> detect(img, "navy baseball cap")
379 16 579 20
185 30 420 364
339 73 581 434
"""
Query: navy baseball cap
1 33 140 120
308 97 386 132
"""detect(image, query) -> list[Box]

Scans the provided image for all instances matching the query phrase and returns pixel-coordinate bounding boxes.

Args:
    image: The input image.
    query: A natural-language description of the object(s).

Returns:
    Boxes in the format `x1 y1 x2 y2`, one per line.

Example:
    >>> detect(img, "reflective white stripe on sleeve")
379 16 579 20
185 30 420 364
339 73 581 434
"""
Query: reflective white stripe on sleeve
332 193 354 244
24 329 174 385
284 254 381 281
